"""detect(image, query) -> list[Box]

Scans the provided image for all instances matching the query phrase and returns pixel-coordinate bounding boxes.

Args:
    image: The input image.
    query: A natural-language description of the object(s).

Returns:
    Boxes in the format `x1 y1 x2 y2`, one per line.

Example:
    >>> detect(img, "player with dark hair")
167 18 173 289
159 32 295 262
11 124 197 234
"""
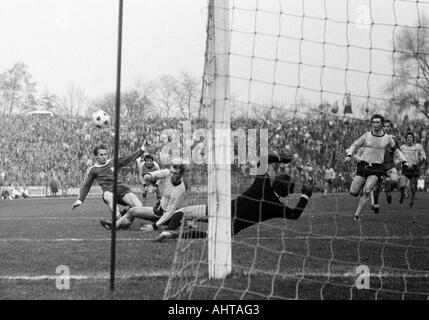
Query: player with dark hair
139 153 161 200
398 132 427 208
100 159 188 231
345 114 411 221
152 153 313 241
72 143 147 218
370 119 400 213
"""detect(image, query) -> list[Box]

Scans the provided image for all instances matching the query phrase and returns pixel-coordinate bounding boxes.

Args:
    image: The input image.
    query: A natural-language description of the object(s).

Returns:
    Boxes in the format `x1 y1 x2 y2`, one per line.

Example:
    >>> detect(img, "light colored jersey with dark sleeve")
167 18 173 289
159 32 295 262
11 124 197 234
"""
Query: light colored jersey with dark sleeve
400 143 426 165
346 131 406 165
78 149 144 202
383 135 401 170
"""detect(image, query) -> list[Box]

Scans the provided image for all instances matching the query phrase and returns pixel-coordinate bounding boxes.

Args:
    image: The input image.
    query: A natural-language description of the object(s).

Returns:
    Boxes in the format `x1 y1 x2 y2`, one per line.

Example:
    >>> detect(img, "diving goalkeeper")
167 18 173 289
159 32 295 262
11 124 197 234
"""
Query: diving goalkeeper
153 153 313 241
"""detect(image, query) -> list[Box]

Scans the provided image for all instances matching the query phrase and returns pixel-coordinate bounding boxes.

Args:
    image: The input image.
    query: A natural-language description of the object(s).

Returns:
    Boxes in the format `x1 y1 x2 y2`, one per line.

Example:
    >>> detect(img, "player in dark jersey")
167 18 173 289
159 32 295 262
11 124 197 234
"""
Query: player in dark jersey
370 119 400 213
152 153 313 241
72 143 146 217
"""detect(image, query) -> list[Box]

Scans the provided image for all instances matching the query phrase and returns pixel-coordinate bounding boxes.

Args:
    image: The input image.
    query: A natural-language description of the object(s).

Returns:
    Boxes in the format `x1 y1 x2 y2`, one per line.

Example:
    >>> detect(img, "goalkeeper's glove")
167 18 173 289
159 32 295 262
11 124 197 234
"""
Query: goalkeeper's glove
301 185 313 198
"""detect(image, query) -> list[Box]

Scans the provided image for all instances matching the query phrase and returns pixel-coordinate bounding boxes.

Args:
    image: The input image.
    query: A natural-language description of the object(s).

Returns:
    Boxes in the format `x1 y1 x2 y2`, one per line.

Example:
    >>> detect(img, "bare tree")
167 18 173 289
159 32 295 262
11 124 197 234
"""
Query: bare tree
133 78 157 118
38 89 59 113
59 84 87 117
0 62 37 115
156 75 179 118
386 15 429 119
176 71 200 119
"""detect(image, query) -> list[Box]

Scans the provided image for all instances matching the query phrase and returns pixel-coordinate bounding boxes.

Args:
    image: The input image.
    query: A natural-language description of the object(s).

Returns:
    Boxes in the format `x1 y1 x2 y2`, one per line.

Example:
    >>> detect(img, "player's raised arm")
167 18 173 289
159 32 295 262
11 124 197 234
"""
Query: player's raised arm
144 169 170 182
118 147 146 168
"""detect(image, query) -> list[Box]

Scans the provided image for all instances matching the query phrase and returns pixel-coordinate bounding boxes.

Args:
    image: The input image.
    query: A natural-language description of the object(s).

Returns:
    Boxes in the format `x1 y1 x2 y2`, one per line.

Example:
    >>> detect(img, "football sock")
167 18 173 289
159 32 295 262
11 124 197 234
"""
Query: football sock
355 195 369 217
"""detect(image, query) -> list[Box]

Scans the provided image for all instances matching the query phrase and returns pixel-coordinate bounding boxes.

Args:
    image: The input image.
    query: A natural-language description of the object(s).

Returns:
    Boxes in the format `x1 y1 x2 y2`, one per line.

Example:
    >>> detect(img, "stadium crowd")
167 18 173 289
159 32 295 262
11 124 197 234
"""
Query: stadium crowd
1 112 428 195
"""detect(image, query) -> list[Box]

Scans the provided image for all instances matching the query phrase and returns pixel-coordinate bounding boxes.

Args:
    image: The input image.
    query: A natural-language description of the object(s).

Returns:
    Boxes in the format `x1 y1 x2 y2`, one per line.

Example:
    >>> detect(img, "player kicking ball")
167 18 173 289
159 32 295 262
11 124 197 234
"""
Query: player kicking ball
345 114 411 221
99 159 187 233
152 153 313 242
72 143 147 219
398 132 427 208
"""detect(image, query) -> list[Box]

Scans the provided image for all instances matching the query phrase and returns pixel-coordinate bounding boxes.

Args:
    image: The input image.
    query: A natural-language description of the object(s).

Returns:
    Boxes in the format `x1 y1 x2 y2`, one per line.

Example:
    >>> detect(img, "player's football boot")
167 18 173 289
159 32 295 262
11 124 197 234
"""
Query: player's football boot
152 230 178 242
353 215 360 221
100 219 112 230
399 196 404 204
371 205 379 214
99 219 129 230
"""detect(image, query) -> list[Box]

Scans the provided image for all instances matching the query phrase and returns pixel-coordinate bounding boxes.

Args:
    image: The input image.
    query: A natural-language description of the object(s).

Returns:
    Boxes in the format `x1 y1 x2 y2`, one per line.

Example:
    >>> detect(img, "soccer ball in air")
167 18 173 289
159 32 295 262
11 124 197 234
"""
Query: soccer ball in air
92 110 111 128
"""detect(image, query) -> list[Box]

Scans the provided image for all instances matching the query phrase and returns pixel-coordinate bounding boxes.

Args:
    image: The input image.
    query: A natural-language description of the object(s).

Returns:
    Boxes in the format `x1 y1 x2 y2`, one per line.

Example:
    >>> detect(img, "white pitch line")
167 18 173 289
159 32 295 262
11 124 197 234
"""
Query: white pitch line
0 270 172 281
1 271 428 282
0 217 99 220
0 238 153 242
0 236 428 242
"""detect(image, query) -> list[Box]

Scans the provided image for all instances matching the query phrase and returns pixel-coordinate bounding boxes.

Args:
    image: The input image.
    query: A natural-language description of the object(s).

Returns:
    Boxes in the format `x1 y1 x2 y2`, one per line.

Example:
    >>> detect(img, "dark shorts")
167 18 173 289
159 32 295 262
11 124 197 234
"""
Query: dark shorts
325 179 334 185
356 162 385 179
402 164 419 180
102 191 128 206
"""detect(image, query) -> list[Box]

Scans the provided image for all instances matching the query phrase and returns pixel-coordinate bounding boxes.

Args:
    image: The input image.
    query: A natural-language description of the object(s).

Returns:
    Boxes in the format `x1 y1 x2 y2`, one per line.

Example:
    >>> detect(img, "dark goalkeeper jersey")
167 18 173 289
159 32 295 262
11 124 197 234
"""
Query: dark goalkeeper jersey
78 149 144 202
231 173 309 235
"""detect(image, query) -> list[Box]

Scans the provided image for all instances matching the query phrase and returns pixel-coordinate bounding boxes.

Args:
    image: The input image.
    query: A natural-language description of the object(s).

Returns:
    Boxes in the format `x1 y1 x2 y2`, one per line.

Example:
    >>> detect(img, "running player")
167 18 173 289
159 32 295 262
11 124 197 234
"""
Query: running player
398 132 427 208
345 114 411 221
370 119 400 213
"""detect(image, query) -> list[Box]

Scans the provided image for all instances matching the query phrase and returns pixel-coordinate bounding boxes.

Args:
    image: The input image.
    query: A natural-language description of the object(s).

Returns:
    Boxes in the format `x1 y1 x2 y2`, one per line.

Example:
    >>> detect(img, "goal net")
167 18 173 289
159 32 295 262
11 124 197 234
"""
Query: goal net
164 0 429 300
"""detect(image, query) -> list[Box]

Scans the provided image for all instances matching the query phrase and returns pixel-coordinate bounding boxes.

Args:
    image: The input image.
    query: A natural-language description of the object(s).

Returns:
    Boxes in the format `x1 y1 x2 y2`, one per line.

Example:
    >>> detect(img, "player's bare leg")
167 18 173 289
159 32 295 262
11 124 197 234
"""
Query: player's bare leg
371 180 381 214
102 191 123 218
409 176 418 208
399 175 409 204
100 192 144 229
115 206 157 228
384 168 398 205
353 175 378 220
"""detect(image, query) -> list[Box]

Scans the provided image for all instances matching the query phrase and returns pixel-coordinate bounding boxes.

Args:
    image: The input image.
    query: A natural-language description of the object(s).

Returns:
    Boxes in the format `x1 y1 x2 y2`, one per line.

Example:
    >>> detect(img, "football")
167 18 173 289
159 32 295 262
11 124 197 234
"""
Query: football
92 110 111 128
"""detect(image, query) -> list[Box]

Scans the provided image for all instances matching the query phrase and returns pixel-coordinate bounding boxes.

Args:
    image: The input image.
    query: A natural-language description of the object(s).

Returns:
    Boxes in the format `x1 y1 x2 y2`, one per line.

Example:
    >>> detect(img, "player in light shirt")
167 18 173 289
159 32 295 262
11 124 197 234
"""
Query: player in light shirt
370 119 401 213
139 154 161 200
345 114 411 221
100 159 187 234
398 132 427 208
323 165 336 197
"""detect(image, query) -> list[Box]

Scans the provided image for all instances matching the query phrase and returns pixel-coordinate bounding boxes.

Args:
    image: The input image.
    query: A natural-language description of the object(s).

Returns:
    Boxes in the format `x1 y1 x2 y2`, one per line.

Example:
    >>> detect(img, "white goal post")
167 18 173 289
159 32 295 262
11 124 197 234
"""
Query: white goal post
207 0 232 279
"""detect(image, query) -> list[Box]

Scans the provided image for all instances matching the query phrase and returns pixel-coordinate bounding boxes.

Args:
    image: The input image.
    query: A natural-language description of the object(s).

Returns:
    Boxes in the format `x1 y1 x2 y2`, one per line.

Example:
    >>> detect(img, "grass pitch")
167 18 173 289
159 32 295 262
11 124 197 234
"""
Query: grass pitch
0 191 428 300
